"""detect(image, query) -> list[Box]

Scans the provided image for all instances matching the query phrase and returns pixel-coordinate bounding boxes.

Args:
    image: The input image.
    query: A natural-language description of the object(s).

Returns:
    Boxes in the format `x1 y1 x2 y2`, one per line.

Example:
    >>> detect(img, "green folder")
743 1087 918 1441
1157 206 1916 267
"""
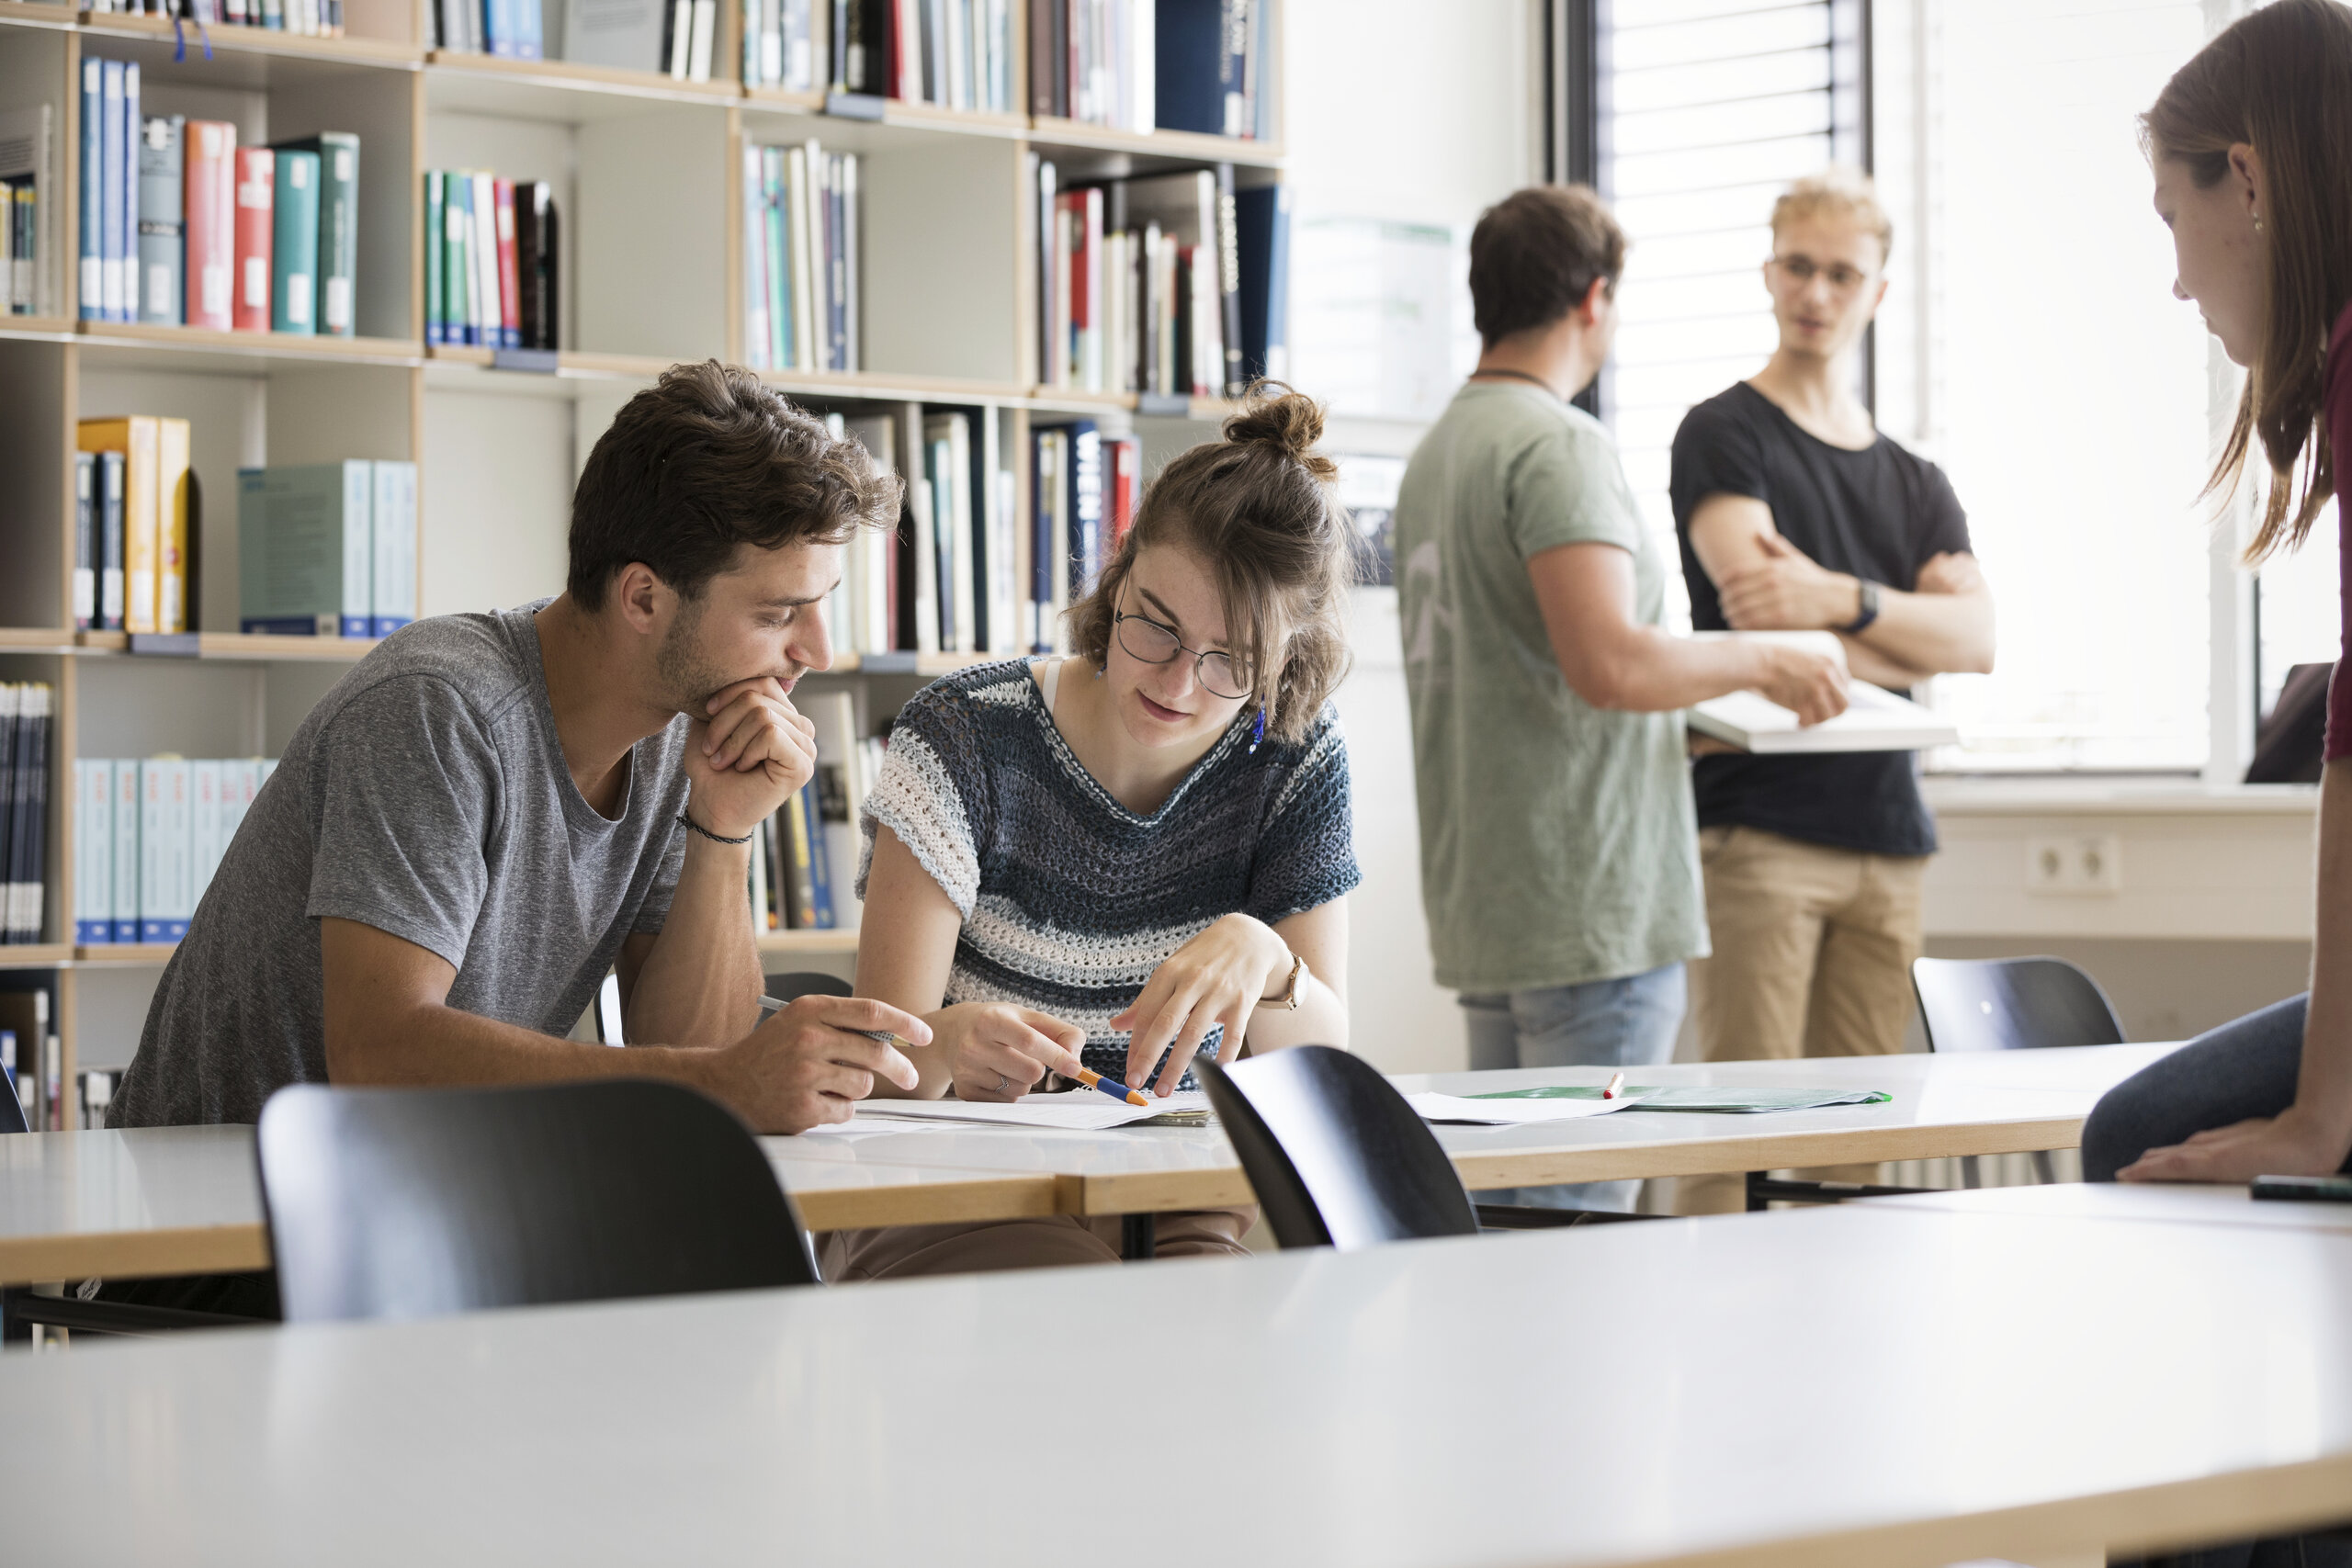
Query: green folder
1471 1086 1894 1114
270 148 321 334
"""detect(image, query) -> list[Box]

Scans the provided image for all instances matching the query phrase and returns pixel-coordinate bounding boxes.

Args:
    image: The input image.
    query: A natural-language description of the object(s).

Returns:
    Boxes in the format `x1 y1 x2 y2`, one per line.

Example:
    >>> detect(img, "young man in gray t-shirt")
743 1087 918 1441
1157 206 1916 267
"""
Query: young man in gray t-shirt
113 363 930 1153
1394 186 1847 1212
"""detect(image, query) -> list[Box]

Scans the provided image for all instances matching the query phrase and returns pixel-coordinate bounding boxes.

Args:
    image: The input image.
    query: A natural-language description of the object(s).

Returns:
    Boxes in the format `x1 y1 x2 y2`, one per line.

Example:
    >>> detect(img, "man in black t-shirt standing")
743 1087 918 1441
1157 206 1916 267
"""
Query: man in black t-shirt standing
1669 169 1996 1213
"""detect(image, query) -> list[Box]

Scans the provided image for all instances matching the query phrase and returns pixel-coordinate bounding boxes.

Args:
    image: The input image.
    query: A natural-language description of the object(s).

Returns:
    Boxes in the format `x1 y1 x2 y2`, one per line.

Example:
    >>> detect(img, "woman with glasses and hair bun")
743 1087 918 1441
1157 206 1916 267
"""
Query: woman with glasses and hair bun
2081 0 2352 1201
824 386 1362 1279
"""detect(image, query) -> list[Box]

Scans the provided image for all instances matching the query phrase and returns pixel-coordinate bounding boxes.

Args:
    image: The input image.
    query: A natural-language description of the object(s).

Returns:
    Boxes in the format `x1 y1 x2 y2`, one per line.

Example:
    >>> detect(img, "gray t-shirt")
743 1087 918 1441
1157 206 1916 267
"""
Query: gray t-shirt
1394 381 1707 993
110 602 690 1128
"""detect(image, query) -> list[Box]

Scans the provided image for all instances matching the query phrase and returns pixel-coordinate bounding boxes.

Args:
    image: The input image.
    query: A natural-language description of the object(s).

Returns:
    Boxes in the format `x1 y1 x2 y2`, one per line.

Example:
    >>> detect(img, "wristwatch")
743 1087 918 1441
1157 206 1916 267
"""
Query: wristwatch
1841 579 1881 636
1260 952 1308 1011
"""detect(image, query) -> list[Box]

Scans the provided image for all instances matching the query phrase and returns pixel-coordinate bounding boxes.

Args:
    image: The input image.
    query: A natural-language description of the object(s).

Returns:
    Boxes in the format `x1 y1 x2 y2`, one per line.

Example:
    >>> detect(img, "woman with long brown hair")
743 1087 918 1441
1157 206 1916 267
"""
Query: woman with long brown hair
2083 0 2352 1188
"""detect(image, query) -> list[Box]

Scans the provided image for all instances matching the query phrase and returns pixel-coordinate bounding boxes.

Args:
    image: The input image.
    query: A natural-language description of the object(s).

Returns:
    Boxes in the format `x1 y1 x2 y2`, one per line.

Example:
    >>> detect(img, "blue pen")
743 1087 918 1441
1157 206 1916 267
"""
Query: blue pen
1065 1064 1151 1108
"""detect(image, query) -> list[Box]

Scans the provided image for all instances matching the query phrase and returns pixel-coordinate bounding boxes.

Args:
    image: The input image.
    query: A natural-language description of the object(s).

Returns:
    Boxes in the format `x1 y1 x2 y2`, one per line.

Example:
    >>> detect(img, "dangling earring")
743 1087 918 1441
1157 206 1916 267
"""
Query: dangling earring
1248 707 1267 755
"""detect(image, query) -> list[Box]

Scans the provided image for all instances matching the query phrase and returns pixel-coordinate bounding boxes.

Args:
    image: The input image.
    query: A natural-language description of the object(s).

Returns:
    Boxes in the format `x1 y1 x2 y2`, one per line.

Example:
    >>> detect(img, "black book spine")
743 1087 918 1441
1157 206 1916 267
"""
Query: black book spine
0 688 16 944
99 450 126 631
540 195 560 350
1216 161 1244 396
17 688 46 944
516 184 542 349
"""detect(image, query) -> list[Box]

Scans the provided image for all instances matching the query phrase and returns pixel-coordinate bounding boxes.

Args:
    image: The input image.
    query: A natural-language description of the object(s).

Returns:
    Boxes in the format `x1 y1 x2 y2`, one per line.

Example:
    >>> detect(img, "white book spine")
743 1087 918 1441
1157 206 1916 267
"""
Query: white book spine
77 760 110 944
190 760 221 908
370 460 418 635
342 459 373 639
138 760 166 942
164 758 192 941
112 759 139 942
472 173 502 344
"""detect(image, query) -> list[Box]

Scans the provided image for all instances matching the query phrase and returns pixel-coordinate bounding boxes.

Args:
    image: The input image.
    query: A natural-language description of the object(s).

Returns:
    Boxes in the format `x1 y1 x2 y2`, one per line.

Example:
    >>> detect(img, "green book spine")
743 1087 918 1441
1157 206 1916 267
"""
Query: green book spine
444 172 470 344
299 132 358 336
424 170 443 343
269 149 321 334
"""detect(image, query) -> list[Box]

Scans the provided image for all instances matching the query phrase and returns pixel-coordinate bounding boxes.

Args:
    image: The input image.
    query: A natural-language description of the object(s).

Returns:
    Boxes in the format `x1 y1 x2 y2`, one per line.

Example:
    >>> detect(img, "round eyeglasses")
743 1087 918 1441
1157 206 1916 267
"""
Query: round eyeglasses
1114 610 1255 700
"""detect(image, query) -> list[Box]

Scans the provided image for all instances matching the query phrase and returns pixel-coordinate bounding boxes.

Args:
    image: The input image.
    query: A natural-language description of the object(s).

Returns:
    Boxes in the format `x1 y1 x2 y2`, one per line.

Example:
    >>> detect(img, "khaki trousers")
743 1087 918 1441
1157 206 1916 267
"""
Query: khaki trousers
1674 825 1928 1215
818 1207 1257 1281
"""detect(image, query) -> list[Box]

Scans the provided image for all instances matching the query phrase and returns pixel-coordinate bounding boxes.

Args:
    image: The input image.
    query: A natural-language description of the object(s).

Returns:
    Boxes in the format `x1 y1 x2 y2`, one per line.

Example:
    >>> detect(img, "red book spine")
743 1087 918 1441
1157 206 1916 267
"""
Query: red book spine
183 120 237 333
1109 436 1139 549
231 146 273 333
494 178 521 350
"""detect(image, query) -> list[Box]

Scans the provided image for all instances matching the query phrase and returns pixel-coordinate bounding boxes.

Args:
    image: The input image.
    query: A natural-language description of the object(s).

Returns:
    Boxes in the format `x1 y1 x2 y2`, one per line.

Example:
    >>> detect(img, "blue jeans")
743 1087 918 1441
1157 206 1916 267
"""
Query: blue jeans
1461 963 1687 1213
2081 995 2352 1181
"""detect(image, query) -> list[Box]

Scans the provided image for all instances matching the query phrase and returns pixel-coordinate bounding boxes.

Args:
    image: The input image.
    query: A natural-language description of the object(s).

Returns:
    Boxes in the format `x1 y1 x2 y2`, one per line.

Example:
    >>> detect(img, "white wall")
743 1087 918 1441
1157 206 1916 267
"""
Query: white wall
1281 0 1537 1072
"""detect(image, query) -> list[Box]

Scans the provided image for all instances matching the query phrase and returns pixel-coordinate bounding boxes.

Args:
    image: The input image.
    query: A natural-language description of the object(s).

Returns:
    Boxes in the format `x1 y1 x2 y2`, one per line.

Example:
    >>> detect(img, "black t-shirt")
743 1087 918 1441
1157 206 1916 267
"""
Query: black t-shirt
1669 381 1973 858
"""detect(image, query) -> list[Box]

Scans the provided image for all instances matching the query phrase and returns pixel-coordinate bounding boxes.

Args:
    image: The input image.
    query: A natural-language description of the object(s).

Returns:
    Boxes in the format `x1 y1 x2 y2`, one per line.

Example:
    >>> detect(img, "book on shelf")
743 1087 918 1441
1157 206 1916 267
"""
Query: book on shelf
0 984 55 1130
1232 178 1288 383
827 413 899 655
185 119 236 332
1027 0 1273 136
76 449 128 632
270 148 320 335
866 0 1013 110
1035 161 1270 399
0 104 54 318
78 57 137 323
77 756 271 947
72 452 96 632
741 141 860 374
276 132 359 338
85 0 347 38
432 0 545 59
750 691 871 932
566 0 664 73
743 0 818 87
78 416 190 635
138 115 184 326
427 169 558 350
232 145 274 333
239 459 417 637
0 683 51 946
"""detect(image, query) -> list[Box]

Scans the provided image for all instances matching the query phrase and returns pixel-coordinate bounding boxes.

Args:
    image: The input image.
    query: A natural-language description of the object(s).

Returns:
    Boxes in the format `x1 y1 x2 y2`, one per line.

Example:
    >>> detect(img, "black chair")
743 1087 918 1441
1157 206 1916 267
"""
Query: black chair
1198 1046 1479 1249
256 1078 819 1324
765 971 853 1002
1913 955 2128 1186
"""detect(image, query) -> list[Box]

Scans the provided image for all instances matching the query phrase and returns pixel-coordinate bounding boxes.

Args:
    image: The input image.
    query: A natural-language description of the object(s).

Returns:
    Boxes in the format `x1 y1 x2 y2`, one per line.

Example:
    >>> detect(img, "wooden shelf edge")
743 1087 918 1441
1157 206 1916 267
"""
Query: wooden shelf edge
426 50 739 105
0 1 79 34
0 626 74 650
67 629 379 660
0 316 80 342
0 943 74 969
1024 115 1283 168
74 11 423 67
76 320 424 367
72 943 177 965
757 367 1031 405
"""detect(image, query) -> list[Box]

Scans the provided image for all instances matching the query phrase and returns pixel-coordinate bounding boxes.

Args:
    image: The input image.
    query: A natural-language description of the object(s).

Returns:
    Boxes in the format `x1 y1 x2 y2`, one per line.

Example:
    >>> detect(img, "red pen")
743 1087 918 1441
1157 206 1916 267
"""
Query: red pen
1602 1072 1625 1100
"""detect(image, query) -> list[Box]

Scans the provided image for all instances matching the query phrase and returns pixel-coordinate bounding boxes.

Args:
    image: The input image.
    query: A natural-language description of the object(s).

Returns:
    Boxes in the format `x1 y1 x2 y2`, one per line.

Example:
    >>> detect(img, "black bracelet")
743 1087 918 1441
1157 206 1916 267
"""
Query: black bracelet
676 811 754 846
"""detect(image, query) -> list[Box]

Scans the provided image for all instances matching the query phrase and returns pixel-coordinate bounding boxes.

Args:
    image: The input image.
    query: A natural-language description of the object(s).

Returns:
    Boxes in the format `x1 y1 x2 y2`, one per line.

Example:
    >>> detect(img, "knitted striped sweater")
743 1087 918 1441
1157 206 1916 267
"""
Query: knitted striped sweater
857 660 1361 1089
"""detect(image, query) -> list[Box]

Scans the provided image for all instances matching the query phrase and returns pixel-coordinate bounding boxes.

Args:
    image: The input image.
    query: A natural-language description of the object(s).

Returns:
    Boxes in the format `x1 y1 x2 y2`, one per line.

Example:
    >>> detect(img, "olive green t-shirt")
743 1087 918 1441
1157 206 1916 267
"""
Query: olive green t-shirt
1394 381 1706 993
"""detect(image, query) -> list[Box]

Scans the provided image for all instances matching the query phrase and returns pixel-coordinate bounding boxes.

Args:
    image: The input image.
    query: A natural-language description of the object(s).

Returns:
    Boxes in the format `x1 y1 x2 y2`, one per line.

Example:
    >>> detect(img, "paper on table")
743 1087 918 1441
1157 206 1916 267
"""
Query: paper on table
852 1089 1213 1132
1405 1092 1636 1126
1473 1086 1894 1114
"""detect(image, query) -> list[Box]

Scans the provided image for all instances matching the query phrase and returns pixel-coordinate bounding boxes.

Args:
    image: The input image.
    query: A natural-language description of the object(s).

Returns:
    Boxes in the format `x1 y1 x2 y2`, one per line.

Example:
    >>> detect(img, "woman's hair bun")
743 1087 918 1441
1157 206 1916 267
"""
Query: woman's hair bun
1223 382 1336 480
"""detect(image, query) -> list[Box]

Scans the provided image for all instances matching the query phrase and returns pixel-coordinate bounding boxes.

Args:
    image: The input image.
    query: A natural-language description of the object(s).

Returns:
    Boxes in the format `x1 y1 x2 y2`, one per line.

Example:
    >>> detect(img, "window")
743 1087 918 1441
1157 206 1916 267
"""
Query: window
1554 0 2311 774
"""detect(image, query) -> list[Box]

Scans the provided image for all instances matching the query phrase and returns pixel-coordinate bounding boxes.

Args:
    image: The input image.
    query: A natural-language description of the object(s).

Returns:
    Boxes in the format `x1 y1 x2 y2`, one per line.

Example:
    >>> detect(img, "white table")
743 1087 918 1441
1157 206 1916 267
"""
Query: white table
790 1044 2182 1218
4 1204 2347 1567
1867 1179 2352 1233
0 1126 1060 1287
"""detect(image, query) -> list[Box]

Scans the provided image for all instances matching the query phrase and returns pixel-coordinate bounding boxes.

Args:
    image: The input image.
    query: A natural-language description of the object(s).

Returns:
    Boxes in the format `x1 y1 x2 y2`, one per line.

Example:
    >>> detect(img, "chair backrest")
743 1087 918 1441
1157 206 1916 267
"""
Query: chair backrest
257 1078 819 1324
764 971 853 1002
1912 956 2128 1053
1198 1046 1479 1250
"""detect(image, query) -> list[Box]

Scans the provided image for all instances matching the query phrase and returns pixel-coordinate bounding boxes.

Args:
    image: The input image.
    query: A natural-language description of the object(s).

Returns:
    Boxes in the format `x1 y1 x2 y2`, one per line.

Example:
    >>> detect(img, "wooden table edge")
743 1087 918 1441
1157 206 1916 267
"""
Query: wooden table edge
0 1224 269 1287
795 1175 1058 1233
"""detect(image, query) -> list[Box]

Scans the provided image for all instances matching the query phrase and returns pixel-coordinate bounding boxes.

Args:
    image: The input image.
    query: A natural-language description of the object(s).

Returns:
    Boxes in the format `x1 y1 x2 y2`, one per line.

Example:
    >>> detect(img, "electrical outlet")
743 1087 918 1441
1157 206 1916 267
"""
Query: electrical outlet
2025 835 2123 896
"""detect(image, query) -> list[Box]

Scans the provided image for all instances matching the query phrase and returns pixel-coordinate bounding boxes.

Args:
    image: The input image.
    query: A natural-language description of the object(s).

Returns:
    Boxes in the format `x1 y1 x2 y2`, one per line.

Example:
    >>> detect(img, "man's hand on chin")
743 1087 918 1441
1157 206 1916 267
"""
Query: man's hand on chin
683 675 819 838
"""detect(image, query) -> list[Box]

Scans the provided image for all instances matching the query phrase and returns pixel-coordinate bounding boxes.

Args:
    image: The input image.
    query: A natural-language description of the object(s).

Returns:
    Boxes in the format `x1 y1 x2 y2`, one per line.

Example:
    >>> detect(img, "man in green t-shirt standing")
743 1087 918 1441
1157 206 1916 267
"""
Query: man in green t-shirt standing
1394 185 1848 1211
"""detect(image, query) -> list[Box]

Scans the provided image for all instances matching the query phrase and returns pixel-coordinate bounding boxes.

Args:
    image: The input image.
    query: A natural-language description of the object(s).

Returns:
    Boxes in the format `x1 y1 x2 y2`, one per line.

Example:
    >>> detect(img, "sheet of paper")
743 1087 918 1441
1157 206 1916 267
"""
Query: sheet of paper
1472 1086 1894 1114
1689 683 1961 753
852 1089 1213 1132
1405 1092 1635 1125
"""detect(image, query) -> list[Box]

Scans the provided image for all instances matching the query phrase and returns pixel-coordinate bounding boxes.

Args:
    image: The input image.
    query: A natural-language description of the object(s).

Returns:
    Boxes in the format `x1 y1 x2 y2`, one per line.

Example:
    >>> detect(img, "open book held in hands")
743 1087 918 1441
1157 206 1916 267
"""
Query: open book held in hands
1686 630 1960 754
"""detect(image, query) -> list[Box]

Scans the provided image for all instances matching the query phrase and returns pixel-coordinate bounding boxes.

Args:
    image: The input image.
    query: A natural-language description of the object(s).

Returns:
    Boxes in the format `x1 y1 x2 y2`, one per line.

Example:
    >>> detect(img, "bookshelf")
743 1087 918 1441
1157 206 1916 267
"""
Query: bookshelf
0 0 1284 1122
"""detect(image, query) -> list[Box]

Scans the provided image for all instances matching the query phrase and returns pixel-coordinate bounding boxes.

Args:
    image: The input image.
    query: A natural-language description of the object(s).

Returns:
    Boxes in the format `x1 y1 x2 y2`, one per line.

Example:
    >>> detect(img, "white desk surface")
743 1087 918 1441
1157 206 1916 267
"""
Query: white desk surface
1867 1180 2352 1233
5 1204 2349 1568
786 1043 2181 1215
0 1126 1058 1287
